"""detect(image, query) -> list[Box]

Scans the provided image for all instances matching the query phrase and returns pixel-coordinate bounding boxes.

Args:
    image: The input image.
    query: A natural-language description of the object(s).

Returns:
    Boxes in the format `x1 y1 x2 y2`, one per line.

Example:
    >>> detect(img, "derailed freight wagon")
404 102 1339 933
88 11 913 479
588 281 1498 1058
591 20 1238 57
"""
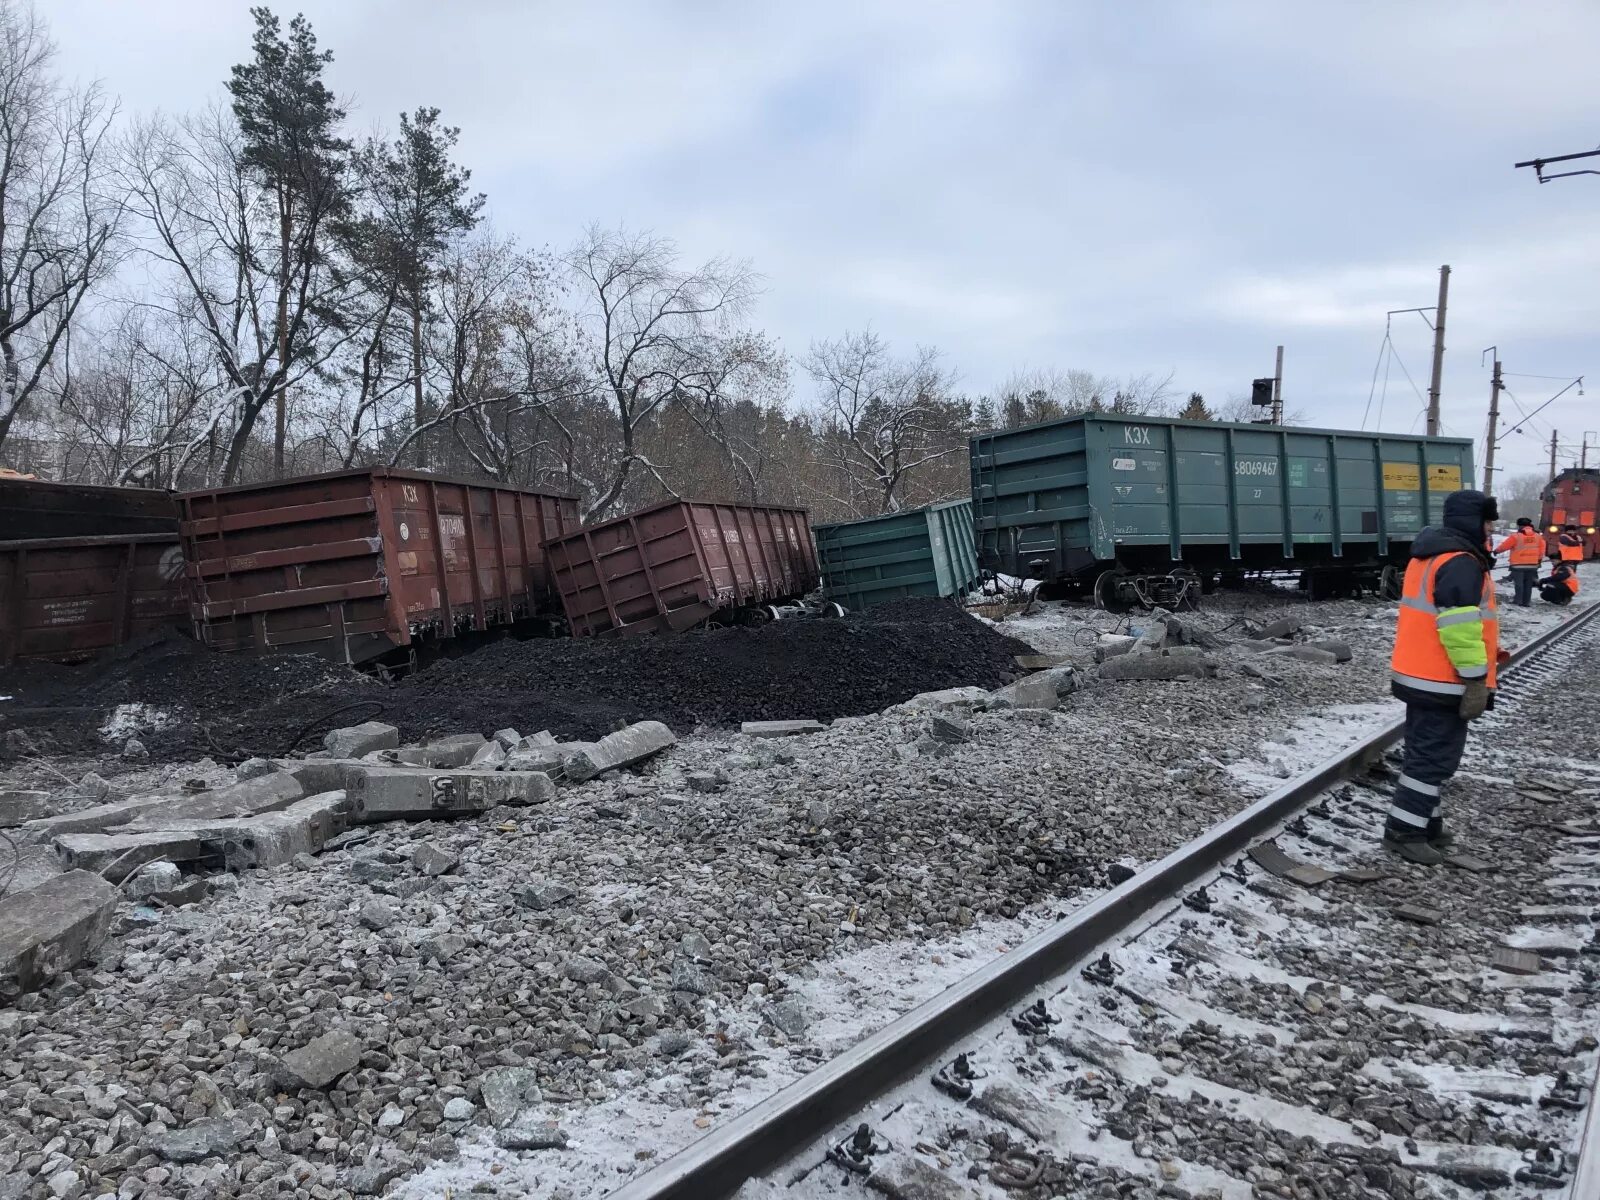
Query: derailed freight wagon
0 476 179 539
178 468 579 665
971 413 1476 608
813 498 979 611
545 499 819 636
0 477 187 663
0 534 187 664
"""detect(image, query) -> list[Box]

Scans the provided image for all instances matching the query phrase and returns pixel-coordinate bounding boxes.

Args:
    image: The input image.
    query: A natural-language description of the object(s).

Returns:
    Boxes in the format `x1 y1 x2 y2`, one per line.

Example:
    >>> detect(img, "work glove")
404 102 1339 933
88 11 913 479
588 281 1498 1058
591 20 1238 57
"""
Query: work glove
1459 679 1490 721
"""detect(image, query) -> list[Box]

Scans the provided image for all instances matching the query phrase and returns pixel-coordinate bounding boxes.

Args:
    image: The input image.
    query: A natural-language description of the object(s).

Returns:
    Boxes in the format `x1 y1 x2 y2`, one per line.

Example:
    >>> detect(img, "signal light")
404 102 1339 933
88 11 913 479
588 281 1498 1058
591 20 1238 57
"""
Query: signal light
1251 378 1274 406
1588 527 1597 534
1549 525 1560 533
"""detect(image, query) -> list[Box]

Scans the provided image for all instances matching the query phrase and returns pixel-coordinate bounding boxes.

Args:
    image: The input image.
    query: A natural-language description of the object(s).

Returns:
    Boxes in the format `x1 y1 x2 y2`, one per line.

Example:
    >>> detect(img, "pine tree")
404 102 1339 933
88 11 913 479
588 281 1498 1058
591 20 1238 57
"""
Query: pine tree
227 7 350 475
350 108 485 463
1179 391 1213 420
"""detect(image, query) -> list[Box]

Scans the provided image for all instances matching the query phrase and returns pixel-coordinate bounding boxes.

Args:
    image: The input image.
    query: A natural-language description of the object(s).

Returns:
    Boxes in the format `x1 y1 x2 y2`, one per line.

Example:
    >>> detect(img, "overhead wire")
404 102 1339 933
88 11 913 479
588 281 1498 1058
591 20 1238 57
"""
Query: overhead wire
1360 331 1390 430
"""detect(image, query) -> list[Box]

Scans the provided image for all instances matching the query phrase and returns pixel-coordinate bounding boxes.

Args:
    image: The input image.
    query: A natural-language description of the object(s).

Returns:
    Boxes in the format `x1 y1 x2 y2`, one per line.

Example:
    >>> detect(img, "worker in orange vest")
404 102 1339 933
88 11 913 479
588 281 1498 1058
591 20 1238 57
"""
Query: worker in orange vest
1386 490 1500 865
1540 560 1580 606
1558 524 1585 563
1495 516 1546 607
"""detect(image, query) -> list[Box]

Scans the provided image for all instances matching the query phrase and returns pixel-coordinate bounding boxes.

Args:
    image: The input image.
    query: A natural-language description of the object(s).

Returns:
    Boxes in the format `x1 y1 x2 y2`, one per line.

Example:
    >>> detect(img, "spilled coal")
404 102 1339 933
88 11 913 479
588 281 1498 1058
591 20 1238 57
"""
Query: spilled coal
0 598 1032 764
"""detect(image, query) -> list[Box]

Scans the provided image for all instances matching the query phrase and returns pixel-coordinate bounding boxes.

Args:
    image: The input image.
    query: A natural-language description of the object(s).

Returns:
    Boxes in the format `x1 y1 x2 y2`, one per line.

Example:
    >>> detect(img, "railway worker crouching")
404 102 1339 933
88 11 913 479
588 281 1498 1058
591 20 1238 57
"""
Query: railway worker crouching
1495 516 1545 607
1540 560 1580 607
1385 489 1501 866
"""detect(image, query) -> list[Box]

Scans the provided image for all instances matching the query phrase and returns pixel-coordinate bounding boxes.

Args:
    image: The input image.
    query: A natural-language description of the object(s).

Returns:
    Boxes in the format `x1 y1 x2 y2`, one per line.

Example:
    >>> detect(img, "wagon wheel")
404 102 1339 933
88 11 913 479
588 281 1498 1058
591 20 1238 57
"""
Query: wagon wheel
821 601 847 618
1093 568 1133 613
1379 563 1403 601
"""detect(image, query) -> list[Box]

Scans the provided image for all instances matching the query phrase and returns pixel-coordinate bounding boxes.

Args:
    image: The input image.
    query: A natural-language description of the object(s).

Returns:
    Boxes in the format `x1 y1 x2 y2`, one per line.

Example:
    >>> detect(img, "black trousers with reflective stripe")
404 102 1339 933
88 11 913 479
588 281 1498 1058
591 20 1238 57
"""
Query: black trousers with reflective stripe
1387 703 1471 837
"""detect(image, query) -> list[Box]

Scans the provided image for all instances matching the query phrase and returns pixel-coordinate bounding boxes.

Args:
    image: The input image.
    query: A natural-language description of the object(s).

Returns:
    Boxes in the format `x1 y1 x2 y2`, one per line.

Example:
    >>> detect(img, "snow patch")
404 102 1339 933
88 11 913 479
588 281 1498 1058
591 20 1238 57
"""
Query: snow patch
99 703 172 742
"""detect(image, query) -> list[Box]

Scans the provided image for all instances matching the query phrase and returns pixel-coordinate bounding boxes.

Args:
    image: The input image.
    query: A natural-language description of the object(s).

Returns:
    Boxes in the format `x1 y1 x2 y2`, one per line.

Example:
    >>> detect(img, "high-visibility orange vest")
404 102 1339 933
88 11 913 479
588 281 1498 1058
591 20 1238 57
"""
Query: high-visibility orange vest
1390 550 1499 695
1497 528 1545 566
1559 534 1584 562
1566 574 1581 595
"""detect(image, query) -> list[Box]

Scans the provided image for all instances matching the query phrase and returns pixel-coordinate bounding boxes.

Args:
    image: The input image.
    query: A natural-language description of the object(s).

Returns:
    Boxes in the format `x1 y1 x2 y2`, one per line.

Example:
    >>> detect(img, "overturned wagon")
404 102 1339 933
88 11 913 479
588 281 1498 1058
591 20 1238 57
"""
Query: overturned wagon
178 468 579 665
814 498 979 611
972 413 1477 608
0 477 186 664
0 533 187 664
0 475 179 540
544 499 819 636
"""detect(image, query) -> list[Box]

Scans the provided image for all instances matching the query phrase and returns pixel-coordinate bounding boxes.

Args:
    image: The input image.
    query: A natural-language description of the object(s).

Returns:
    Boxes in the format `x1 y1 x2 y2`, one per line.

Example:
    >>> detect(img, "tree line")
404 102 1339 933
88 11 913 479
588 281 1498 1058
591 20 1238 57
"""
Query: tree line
0 4 1242 522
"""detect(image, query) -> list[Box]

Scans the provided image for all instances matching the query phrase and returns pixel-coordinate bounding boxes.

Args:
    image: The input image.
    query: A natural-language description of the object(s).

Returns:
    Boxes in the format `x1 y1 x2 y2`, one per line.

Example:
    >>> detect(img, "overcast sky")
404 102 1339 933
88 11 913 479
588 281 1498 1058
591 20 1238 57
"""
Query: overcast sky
48 0 1600 482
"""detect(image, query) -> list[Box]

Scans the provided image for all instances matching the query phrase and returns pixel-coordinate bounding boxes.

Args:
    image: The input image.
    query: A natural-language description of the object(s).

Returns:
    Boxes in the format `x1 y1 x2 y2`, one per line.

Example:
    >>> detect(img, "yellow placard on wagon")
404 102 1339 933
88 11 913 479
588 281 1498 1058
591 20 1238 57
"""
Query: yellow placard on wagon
1382 463 1420 490
1427 464 1462 490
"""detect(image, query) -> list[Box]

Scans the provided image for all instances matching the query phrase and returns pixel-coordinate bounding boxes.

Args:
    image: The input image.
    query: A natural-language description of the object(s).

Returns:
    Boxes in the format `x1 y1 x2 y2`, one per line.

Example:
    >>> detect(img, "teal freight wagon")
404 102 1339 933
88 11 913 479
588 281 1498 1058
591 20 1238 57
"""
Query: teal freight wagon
813 498 979 610
970 414 1476 609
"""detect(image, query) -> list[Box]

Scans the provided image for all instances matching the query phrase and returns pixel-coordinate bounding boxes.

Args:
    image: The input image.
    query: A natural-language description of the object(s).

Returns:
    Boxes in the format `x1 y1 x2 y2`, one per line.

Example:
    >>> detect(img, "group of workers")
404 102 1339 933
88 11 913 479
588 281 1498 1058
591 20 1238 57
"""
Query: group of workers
1384 491 1586 865
1494 518 1583 607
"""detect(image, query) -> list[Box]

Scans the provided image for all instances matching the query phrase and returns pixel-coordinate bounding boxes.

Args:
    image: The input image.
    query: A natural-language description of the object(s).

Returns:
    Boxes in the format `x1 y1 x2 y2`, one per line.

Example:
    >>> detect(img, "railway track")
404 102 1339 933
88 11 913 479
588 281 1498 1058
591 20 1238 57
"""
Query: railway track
610 599 1600 1200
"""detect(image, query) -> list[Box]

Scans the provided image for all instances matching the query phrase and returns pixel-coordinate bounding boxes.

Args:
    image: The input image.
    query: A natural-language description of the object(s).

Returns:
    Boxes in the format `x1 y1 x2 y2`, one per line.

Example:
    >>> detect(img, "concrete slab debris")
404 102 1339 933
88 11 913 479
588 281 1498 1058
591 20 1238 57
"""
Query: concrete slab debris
23 795 172 839
54 829 218 882
0 790 54 828
221 791 351 870
1098 655 1218 681
504 744 588 774
424 733 488 766
739 720 825 738
0 870 119 1001
1265 645 1341 665
1393 903 1445 926
347 768 554 821
274 1028 362 1090
1253 617 1302 640
565 721 677 781
893 686 992 712
987 676 1058 710
492 728 523 750
1491 947 1544 976
323 721 399 758
1013 653 1069 670
116 772 304 828
1307 639 1355 662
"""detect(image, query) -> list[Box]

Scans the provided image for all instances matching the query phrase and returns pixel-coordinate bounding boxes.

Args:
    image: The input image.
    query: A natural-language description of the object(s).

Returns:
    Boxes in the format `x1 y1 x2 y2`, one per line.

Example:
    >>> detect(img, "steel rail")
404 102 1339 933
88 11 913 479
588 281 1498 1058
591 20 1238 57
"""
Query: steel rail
607 600 1600 1200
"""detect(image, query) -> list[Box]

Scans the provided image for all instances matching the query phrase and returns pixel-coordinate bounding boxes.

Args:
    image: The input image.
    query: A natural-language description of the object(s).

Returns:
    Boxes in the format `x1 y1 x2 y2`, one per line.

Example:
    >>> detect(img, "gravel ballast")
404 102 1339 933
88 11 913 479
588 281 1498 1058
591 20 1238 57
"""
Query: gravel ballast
0 571 1591 1200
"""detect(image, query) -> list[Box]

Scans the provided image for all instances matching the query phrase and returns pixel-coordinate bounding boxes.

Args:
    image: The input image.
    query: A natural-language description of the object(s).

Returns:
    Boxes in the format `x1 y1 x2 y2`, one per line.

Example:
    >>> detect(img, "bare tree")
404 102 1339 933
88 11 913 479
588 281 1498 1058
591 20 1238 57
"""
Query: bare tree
568 226 760 520
118 105 354 483
0 0 123 453
804 329 965 515
1498 471 1547 520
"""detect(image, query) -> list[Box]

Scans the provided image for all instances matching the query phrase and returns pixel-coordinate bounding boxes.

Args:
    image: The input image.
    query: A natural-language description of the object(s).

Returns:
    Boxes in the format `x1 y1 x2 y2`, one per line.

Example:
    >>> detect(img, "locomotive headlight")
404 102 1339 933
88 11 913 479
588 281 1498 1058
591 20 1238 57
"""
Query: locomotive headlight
1549 525 1560 533
1588 527 1597 534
